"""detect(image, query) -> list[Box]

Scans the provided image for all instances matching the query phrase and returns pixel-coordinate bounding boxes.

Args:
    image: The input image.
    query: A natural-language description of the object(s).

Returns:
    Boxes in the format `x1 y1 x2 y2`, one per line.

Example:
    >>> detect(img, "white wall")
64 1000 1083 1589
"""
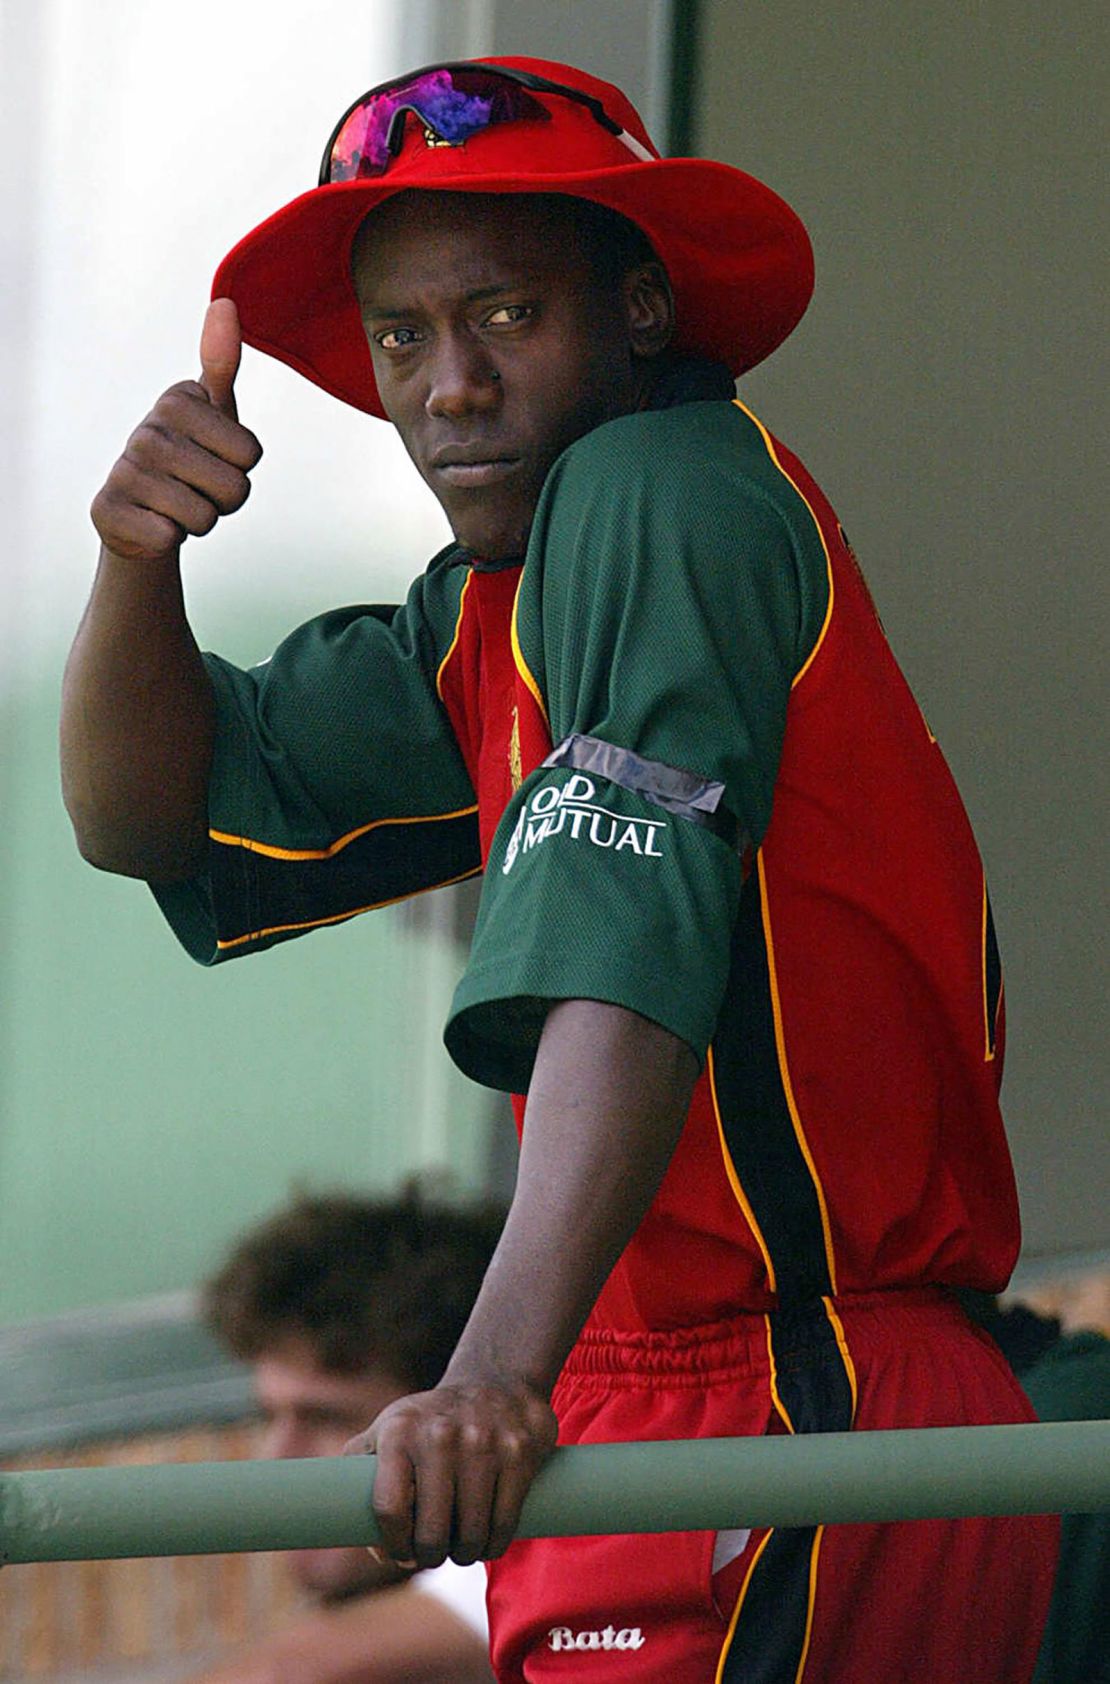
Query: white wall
3 0 456 701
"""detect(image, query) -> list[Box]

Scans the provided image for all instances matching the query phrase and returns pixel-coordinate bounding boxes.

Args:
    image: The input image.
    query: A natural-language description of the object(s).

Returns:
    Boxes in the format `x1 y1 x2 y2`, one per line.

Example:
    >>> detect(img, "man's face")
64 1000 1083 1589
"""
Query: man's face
253 1338 407 1600
352 193 661 560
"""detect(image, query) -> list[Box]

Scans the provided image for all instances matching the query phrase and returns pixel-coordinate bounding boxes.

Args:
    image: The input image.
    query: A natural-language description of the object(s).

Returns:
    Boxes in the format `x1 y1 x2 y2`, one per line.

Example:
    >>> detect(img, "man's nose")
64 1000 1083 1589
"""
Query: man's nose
425 332 501 418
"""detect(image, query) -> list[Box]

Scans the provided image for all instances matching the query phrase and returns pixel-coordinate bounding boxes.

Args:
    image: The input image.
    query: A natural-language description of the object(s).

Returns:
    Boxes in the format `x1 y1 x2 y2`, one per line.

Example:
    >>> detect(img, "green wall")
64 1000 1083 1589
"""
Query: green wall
1 649 492 1324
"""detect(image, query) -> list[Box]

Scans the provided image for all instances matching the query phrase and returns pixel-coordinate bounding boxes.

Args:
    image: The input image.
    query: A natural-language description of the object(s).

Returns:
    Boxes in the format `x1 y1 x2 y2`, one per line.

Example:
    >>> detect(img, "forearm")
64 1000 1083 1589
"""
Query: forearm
64 301 259 879
443 998 698 1397
359 998 699 1567
60 546 215 880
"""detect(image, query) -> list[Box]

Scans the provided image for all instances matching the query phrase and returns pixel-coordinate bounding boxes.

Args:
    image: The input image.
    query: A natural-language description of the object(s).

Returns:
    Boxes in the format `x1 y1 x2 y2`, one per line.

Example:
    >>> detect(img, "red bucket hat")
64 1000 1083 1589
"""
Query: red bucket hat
212 55 814 419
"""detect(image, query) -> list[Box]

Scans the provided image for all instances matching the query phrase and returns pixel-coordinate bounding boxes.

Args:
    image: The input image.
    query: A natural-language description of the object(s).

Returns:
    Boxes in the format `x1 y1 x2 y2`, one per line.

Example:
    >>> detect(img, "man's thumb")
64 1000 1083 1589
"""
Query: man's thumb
200 297 242 418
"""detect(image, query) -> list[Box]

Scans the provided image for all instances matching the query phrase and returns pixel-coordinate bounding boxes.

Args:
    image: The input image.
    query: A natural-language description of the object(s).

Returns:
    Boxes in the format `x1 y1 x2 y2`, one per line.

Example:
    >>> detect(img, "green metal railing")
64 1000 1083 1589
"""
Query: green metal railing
2 1422 1107 1564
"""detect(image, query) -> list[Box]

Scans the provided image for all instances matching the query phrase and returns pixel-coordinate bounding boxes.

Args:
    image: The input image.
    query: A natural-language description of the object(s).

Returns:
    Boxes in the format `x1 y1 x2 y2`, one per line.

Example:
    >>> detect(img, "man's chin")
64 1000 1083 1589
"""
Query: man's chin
452 524 532 564
444 493 536 563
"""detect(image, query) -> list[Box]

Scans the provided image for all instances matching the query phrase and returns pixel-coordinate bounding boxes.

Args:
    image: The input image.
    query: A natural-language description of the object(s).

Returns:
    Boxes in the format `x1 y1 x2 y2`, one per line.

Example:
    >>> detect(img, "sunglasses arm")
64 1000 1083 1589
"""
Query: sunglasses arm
616 130 656 163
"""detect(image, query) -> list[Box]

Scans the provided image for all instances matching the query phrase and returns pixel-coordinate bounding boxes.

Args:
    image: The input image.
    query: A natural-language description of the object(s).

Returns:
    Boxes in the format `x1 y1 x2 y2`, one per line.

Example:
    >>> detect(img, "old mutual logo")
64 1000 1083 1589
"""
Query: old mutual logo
502 774 666 875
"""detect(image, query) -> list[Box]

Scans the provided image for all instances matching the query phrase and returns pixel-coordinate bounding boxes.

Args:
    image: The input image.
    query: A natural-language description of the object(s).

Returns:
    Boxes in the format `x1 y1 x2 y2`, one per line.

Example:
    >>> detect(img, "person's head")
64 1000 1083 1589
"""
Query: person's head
203 1185 503 1599
350 190 673 559
213 56 813 529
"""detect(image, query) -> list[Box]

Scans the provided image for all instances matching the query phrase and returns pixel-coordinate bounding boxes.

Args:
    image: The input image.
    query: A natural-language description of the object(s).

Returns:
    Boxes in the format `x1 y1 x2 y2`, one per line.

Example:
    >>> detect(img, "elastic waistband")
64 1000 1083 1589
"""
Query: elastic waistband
560 1288 964 1386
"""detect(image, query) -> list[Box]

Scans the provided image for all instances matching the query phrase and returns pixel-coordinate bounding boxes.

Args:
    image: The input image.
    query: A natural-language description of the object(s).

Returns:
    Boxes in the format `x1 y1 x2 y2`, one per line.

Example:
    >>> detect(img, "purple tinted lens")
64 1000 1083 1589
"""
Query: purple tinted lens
328 68 546 181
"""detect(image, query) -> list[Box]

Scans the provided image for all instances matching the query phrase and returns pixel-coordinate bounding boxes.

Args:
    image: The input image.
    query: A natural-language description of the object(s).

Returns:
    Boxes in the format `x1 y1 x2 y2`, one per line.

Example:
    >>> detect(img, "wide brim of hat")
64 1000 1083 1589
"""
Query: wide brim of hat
212 158 814 419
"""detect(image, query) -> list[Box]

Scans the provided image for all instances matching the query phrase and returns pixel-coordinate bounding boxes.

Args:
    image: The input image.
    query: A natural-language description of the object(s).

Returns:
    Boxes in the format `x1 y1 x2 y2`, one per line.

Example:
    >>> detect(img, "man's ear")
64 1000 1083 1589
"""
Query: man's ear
624 261 675 360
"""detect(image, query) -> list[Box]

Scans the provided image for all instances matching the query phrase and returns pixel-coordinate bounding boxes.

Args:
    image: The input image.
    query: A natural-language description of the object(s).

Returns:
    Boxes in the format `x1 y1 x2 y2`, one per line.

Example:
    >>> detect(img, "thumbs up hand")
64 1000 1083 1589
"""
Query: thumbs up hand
91 299 263 563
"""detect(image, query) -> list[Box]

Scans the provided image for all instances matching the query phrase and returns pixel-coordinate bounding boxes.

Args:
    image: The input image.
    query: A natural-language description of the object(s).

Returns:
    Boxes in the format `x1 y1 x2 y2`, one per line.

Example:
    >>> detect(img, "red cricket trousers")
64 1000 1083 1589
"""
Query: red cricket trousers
487 1290 1058 1681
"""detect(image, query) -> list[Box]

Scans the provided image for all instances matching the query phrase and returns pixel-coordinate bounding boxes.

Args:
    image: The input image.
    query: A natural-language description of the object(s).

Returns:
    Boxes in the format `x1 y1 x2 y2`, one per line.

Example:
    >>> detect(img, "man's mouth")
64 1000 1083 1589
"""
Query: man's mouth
429 445 522 488
438 460 521 487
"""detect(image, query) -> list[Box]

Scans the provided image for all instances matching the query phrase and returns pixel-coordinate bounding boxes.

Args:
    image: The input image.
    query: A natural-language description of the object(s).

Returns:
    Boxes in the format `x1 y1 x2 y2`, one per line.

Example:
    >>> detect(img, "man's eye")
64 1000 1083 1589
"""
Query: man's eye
486 305 532 326
376 327 420 350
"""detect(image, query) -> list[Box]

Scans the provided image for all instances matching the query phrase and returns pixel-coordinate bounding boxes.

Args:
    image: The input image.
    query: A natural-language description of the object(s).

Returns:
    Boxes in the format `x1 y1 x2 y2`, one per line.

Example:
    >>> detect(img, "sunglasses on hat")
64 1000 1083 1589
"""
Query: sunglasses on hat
318 61 656 185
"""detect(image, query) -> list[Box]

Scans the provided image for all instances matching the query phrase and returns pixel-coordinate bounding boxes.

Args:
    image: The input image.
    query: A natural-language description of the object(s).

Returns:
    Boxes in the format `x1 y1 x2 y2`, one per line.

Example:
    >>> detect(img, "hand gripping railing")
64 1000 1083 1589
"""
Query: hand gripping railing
2 1423 1108 1563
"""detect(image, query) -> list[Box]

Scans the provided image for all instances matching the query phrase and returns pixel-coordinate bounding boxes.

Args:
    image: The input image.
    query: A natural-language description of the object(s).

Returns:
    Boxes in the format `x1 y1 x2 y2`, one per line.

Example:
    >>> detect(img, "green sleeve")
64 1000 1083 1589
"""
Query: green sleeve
152 551 480 963
446 401 830 1092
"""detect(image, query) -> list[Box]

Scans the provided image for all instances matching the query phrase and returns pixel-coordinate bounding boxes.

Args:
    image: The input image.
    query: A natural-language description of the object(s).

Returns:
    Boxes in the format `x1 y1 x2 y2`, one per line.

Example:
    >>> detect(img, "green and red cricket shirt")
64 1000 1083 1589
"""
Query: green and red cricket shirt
155 393 1018 1328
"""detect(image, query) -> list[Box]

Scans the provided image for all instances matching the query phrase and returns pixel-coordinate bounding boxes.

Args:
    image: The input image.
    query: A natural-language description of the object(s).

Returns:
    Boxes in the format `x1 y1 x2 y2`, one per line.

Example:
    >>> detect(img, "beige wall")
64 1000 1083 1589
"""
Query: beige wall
0 1424 298 1682
698 0 1107 1259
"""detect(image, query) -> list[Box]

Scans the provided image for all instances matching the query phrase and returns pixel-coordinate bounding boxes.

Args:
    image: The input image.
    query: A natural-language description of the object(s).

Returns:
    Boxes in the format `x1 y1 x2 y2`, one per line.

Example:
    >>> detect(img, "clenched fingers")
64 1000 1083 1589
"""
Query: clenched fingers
124 413 255 514
346 1383 557 1569
91 381 262 563
150 381 262 471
